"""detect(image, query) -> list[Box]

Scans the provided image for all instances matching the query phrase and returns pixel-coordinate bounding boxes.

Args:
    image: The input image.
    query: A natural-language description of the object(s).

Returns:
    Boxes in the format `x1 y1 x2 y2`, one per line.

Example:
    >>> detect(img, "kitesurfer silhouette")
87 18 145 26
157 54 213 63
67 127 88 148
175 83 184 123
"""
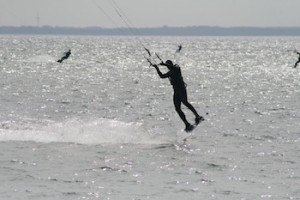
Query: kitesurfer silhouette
176 45 182 53
152 60 204 132
57 49 71 63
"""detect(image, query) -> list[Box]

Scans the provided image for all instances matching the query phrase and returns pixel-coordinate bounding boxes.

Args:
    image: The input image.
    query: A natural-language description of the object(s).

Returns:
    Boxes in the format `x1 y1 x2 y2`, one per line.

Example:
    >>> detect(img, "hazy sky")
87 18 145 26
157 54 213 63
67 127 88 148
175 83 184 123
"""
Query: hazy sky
1 0 300 28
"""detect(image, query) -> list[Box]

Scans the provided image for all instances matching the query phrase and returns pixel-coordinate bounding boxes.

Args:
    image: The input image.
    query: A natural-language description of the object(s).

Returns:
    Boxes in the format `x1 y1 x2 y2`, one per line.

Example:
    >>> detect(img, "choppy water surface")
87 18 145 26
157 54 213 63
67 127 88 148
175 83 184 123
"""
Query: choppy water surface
0 35 299 199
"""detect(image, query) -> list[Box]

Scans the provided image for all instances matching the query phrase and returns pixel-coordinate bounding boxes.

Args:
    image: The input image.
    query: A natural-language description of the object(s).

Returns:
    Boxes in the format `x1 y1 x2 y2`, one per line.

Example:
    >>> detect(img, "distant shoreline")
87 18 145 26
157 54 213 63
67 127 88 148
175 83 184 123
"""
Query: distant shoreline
1 26 300 36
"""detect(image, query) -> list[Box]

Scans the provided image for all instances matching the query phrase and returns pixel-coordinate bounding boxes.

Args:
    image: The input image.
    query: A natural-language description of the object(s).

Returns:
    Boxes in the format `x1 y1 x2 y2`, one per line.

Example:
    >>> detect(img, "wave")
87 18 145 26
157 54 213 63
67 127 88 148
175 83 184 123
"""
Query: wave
0 118 164 145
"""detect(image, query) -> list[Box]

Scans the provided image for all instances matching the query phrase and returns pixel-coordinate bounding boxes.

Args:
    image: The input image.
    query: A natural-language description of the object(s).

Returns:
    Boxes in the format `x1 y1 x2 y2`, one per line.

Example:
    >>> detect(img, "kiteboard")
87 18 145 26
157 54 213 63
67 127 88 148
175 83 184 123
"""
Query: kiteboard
184 116 204 133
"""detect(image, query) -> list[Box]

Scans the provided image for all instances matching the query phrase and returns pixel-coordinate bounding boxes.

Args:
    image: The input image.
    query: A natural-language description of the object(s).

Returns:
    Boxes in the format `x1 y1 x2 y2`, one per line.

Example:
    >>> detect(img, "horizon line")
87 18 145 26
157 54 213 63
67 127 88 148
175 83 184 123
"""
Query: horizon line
1 25 300 36
1 25 300 29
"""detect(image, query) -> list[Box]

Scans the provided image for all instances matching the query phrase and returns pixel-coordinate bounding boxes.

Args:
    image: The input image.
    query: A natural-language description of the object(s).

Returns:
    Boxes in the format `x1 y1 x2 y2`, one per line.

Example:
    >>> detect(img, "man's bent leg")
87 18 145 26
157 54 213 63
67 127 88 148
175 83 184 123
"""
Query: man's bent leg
174 93 191 129
183 101 199 117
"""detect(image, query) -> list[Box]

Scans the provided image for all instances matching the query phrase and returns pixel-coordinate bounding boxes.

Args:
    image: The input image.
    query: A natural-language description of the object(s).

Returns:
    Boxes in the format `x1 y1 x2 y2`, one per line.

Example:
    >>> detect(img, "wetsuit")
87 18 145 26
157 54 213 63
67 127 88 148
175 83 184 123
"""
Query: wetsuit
153 62 202 130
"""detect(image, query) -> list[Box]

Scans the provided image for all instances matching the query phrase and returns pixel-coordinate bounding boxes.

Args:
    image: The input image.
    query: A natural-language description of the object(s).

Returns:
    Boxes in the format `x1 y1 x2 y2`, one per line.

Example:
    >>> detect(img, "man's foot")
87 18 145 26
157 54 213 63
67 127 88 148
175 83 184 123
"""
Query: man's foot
185 123 194 132
195 116 204 125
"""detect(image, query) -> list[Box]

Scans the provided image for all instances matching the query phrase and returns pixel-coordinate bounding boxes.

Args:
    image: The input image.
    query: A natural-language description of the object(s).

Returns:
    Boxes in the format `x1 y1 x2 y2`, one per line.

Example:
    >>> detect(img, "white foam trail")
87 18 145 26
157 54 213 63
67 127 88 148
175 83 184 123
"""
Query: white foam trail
26 55 56 63
0 118 161 145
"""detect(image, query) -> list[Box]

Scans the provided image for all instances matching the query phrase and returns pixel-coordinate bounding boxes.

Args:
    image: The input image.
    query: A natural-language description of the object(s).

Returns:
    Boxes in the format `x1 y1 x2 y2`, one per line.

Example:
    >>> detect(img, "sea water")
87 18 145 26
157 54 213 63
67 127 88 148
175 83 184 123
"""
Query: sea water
0 35 299 200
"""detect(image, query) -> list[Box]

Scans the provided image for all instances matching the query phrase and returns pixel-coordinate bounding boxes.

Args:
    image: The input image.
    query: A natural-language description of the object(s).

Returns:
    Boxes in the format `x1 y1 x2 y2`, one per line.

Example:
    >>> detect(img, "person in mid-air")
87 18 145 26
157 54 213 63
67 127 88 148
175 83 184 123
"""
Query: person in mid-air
152 60 204 132
176 45 182 53
294 51 300 68
57 49 71 63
